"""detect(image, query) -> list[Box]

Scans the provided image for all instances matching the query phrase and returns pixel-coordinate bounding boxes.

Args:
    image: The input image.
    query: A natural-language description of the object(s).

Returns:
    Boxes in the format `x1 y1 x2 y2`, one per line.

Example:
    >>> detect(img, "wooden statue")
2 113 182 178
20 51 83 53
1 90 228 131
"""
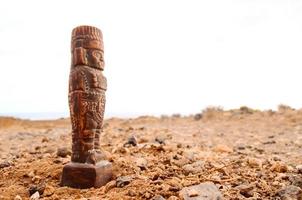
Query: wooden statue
61 25 112 188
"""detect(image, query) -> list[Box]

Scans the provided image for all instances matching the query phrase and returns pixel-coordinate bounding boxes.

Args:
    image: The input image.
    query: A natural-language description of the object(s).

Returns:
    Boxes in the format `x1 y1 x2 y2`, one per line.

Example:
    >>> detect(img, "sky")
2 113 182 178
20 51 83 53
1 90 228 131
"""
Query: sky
1 0 302 119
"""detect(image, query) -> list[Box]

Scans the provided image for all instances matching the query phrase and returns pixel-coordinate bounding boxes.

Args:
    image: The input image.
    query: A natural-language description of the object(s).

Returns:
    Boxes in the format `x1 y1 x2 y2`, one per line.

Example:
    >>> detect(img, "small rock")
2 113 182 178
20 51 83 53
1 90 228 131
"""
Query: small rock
104 180 116 192
116 176 132 188
127 189 136 197
276 185 302 199
41 137 49 143
296 165 302 174
271 162 288 173
14 195 22 200
289 175 302 188
0 161 11 168
179 182 222 200
182 161 204 175
29 182 45 196
236 184 254 198
194 113 202 120
30 192 40 200
135 157 148 170
43 185 55 196
247 158 262 168
155 136 166 145
56 147 71 158
151 195 166 200
124 135 138 147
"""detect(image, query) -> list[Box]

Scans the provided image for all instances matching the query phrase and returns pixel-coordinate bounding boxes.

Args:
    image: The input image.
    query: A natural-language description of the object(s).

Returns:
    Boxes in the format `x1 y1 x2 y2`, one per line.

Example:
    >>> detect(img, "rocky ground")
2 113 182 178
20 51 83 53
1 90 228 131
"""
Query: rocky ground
1 106 302 199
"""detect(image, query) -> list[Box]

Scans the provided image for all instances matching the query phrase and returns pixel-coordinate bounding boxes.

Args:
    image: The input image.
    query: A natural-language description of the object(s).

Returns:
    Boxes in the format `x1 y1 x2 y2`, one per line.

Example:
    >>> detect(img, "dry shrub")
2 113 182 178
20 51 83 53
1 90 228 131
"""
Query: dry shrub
0 117 21 128
239 106 254 114
202 106 224 120
278 104 294 113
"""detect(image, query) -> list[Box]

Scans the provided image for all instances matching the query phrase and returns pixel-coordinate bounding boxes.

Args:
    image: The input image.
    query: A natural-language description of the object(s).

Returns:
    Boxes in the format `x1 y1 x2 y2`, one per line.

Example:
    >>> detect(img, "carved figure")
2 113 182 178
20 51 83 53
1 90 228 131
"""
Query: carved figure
61 25 112 188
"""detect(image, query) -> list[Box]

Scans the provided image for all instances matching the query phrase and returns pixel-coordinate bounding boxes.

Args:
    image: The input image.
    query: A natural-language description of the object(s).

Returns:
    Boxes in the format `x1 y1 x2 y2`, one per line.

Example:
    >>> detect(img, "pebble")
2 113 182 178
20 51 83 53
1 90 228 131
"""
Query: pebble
270 162 288 173
135 157 148 170
182 161 204 175
276 185 302 199
289 175 302 188
29 182 45 196
179 182 222 200
236 184 254 198
0 161 11 168
124 135 138 147
43 185 55 196
247 157 262 168
56 147 71 158
116 176 132 188
127 189 136 197
29 192 40 200
14 195 22 200
194 113 202 120
296 165 302 174
155 136 166 145
151 195 166 200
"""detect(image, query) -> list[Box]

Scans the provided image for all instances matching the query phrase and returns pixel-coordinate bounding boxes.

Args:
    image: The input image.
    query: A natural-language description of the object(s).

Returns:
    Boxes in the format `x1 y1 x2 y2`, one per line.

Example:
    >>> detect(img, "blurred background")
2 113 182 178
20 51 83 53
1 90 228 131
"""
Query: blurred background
1 0 302 119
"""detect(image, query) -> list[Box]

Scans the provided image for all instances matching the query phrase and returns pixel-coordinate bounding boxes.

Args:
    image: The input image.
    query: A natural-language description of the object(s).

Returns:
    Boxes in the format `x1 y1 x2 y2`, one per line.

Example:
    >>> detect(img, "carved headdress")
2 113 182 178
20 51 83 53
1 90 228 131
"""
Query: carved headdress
71 26 104 69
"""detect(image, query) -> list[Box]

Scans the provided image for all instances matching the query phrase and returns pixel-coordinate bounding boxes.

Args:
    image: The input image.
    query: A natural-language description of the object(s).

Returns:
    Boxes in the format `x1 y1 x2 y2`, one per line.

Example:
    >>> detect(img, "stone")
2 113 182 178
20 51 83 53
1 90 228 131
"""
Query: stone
43 185 55 197
124 135 138 147
151 195 166 200
194 113 202 120
270 162 288 173
116 176 132 188
289 175 302 188
247 158 262 168
182 161 204 175
14 195 22 200
276 185 302 199
0 161 11 168
235 184 254 198
56 147 71 158
155 136 166 145
29 182 45 196
61 25 113 188
135 157 148 170
296 165 302 174
179 182 222 200
29 192 40 200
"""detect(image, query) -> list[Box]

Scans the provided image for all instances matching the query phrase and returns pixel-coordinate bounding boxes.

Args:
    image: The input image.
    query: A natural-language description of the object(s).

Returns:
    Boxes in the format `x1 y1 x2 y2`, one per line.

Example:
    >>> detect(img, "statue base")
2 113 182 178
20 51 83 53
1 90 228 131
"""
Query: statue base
61 161 113 188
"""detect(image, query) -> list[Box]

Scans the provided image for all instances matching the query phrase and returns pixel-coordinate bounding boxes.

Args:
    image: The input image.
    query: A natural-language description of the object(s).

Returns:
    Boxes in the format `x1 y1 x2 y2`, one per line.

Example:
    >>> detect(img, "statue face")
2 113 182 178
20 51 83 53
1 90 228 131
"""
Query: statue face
86 49 104 70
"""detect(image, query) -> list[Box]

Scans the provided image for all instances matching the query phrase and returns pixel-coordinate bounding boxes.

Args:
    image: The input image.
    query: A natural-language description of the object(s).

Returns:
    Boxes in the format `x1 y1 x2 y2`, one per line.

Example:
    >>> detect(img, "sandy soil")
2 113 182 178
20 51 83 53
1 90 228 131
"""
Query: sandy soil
1 106 302 199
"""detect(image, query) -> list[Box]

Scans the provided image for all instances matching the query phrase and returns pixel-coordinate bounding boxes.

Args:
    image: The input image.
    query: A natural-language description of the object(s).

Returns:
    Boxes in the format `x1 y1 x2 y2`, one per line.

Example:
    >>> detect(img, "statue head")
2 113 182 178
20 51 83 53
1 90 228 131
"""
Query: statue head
71 26 104 70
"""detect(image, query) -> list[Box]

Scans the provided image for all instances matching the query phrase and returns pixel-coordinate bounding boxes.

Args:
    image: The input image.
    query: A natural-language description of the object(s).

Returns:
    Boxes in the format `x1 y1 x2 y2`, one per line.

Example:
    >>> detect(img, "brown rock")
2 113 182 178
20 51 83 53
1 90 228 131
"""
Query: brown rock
179 182 222 200
276 185 302 199
151 195 166 200
30 192 40 200
124 135 138 147
116 176 132 188
271 162 288 173
14 195 22 200
56 147 71 158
